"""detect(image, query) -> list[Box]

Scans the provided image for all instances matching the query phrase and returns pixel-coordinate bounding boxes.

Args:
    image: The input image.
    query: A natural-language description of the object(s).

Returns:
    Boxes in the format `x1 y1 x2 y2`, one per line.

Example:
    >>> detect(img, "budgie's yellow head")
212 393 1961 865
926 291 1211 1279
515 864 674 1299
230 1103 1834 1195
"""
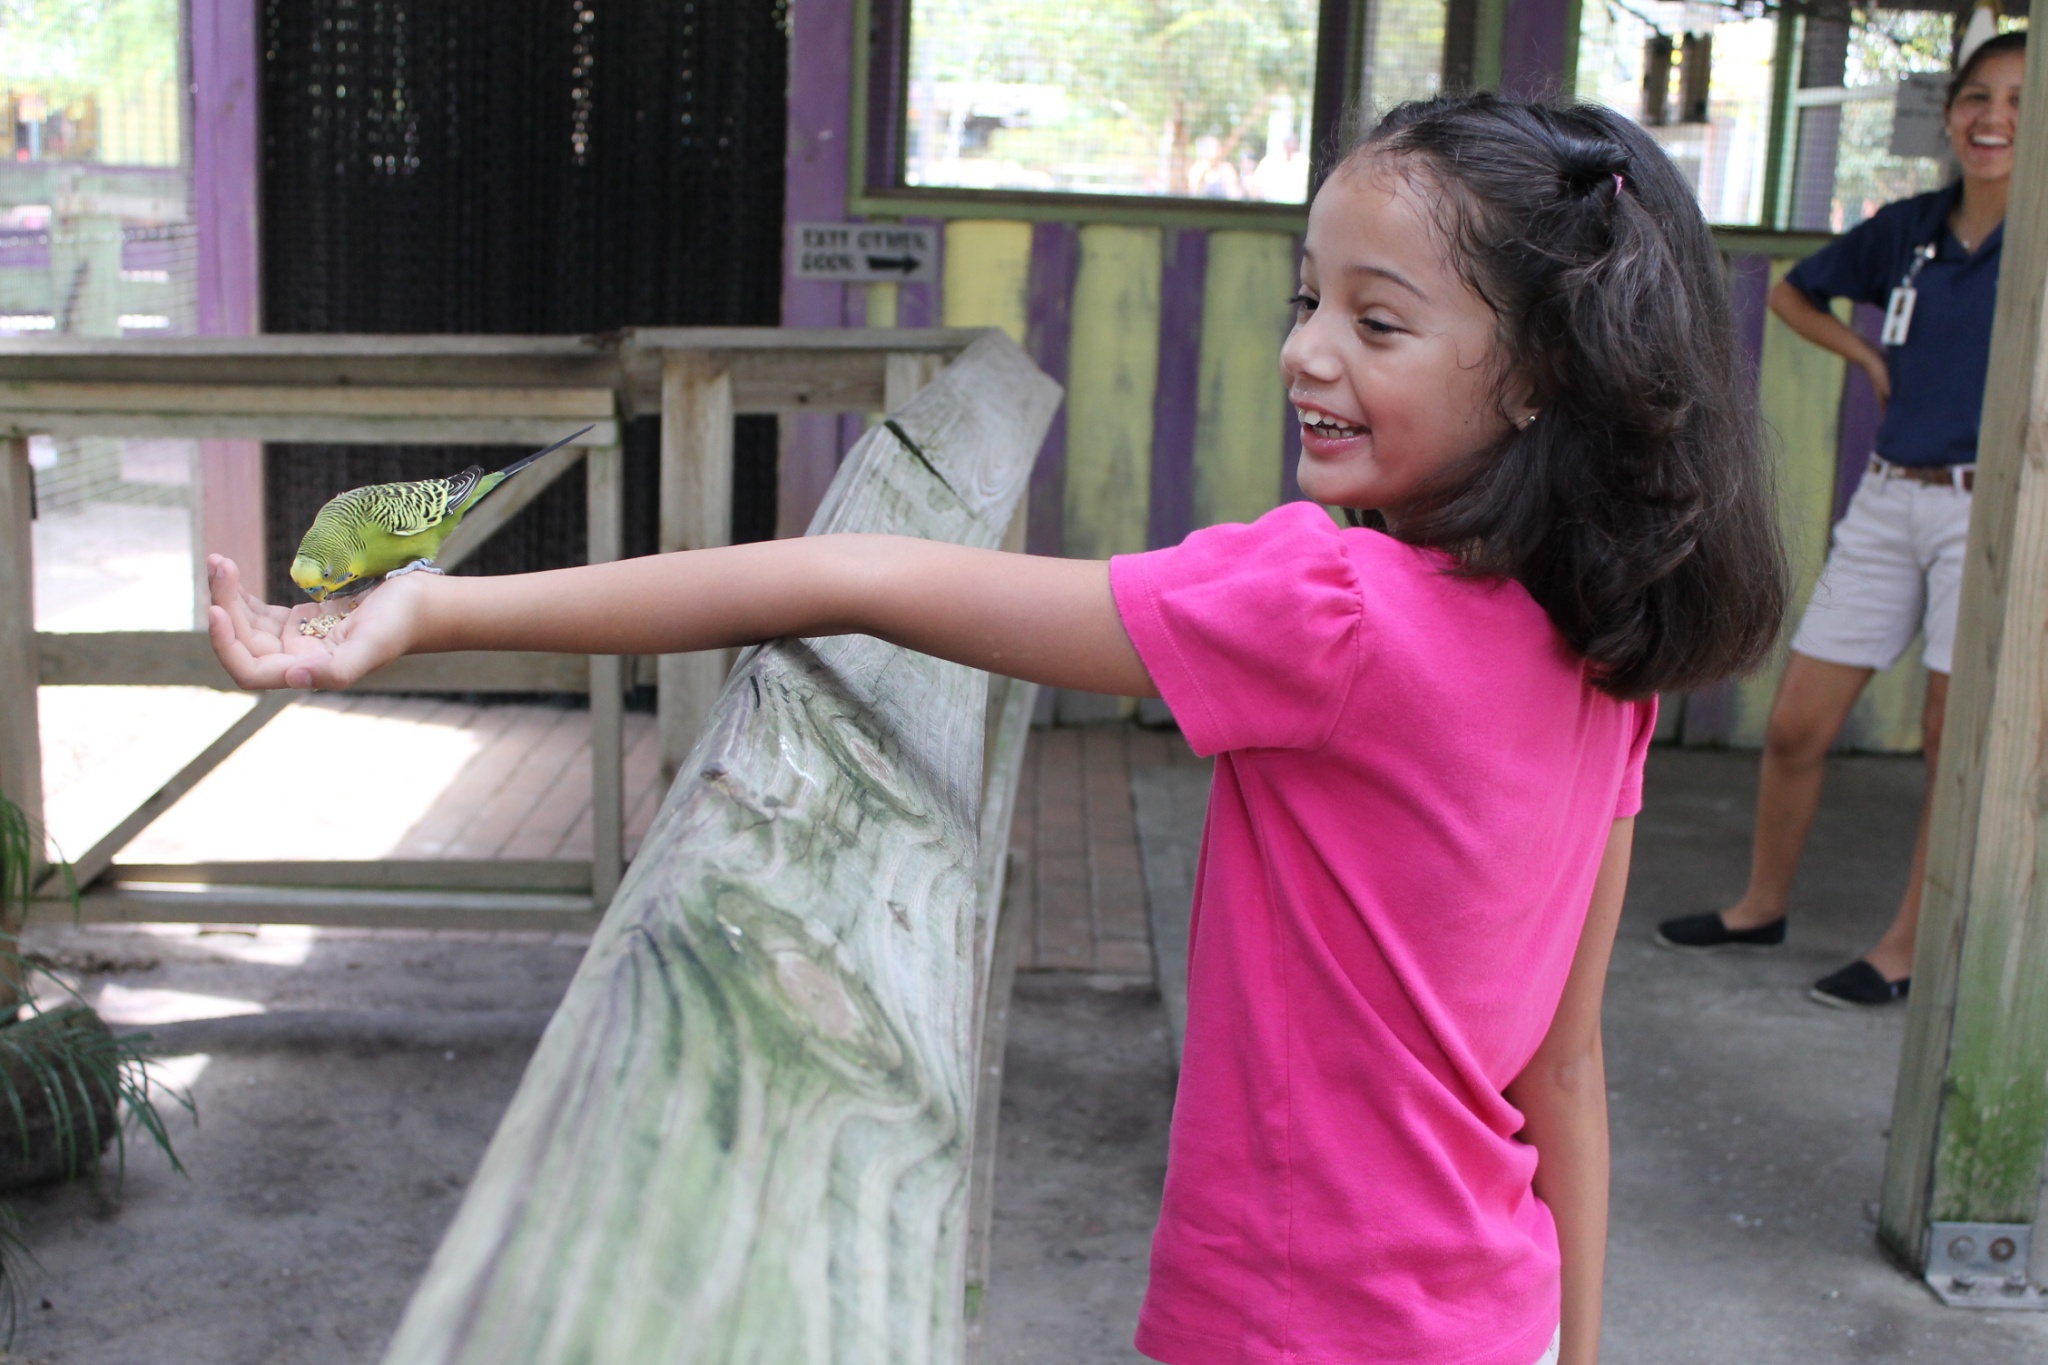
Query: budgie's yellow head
290 553 360 602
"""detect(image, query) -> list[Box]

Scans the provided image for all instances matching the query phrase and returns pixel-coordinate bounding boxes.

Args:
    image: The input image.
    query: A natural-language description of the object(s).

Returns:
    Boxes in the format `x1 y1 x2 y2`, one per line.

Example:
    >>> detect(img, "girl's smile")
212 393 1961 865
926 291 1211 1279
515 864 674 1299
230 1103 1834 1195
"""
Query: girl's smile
1281 159 1531 527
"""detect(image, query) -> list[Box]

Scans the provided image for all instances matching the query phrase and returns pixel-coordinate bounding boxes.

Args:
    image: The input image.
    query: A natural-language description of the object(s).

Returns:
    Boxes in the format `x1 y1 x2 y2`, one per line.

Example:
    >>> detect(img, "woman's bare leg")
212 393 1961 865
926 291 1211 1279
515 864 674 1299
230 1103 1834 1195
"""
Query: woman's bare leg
1860 670 1948 982
1718 653 1874 931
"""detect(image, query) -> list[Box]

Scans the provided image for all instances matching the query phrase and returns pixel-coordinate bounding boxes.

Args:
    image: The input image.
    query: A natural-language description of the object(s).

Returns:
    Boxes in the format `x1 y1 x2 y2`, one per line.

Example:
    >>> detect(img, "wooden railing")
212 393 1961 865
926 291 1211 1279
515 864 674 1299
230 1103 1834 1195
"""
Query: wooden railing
0 327 982 929
379 331 1059 1361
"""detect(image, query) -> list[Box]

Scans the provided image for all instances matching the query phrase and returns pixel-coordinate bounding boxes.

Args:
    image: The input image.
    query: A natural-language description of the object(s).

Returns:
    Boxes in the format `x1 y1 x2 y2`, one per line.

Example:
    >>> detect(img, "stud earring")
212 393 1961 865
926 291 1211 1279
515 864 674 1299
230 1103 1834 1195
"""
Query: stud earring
1518 410 1539 430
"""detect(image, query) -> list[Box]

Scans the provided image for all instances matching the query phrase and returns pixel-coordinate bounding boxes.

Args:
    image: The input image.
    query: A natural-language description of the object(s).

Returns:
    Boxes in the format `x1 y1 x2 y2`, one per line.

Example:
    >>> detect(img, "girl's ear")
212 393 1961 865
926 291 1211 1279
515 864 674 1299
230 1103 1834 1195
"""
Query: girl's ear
1499 371 1543 431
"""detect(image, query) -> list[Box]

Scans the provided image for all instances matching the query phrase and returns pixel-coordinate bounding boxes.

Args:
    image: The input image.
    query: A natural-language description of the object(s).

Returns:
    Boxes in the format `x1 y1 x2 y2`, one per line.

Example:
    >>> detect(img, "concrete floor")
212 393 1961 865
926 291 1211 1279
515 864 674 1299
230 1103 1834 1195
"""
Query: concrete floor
2 743 2046 1362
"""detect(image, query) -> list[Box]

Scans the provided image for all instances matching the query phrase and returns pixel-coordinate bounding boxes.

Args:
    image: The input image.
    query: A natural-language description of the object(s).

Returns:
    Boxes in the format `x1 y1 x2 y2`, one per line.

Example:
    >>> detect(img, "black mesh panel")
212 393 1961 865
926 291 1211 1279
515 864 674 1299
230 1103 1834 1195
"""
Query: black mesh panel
261 0 789 598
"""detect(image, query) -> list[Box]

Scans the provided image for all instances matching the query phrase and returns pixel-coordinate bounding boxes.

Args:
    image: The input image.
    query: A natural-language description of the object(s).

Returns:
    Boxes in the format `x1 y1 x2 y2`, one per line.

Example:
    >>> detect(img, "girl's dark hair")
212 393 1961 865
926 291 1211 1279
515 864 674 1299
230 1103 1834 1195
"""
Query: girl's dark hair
1341 93 1787 700
1948 30 2026 109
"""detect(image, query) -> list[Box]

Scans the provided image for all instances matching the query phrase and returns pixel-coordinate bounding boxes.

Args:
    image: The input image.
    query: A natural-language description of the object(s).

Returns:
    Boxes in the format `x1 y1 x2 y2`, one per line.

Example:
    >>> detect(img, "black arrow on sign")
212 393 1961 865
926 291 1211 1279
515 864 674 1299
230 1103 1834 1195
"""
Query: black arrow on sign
865 254 922 275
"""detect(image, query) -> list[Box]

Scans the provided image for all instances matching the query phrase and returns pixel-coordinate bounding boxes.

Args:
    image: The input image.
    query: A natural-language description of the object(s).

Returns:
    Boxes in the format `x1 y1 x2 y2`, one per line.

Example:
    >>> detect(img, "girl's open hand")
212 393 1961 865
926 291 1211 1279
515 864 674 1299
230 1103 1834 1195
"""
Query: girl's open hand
205 555 423 690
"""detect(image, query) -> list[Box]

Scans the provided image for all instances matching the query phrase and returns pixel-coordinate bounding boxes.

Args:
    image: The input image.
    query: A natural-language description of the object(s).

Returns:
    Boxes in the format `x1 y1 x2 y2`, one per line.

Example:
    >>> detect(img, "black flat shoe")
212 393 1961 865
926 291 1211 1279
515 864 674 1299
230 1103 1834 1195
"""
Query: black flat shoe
1809 960 1909 1008
1654 911 1787 951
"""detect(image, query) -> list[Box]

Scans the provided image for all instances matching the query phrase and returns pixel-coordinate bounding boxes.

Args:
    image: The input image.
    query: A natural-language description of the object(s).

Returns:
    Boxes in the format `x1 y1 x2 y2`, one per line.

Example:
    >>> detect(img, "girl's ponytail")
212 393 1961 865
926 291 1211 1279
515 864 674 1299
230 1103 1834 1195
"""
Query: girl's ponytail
1348 95 1787 700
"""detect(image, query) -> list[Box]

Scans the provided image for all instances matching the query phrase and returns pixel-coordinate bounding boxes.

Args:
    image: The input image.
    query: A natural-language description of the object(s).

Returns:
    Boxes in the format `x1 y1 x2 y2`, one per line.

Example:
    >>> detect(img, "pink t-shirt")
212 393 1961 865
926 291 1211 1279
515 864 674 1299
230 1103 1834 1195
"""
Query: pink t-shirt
1109 502 1655 1365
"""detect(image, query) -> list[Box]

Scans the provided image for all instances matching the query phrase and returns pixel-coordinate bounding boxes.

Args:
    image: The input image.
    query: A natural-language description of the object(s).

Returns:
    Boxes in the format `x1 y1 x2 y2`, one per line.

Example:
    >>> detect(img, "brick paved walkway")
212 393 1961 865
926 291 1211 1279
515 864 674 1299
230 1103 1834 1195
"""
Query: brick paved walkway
1005 723 1206 978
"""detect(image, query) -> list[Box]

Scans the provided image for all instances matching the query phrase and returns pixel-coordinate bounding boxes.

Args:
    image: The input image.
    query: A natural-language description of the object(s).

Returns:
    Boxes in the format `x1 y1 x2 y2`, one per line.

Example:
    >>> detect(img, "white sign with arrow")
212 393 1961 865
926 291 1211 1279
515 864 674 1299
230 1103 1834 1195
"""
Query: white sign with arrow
790 222 938 283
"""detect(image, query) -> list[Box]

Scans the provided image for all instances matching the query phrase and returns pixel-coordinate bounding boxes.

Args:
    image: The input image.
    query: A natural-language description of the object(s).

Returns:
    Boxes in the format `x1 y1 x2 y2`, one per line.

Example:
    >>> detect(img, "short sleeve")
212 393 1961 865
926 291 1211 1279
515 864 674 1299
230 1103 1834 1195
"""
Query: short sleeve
1110 503 1363 756
1613 697 1659 819
1784 204 1906 310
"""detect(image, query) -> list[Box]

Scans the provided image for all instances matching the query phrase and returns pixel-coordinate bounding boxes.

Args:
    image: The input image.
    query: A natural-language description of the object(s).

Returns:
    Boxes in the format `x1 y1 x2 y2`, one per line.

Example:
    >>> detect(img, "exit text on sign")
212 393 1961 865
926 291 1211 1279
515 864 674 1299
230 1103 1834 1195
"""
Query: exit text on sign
790 222 938 283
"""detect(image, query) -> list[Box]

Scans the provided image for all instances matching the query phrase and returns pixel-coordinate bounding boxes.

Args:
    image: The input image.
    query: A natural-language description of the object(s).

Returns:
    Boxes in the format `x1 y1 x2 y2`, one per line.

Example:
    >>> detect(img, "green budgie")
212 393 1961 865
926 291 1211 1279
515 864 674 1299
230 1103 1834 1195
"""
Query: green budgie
289 426 593 601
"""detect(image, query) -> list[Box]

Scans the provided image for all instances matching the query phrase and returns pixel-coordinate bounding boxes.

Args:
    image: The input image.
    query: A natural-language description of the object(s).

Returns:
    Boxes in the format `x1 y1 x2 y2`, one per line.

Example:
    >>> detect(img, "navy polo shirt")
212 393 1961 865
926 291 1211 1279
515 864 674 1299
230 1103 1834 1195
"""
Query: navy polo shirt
1785 184 2001 468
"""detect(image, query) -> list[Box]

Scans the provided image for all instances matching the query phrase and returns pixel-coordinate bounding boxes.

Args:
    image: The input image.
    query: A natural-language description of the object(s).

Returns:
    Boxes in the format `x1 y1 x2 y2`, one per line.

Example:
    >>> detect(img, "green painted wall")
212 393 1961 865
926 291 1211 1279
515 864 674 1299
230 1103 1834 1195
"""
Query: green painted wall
1063 225 1162 561
1192 231 1298 529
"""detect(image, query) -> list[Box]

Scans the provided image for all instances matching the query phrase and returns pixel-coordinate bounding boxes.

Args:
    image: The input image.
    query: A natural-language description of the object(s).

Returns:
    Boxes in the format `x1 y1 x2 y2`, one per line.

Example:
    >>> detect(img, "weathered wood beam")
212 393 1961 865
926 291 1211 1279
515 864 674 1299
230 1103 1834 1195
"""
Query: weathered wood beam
105 860 591 891
886 351 948 414
38 631 598 692
658 350 737 786
0 334 624 390
383 331 1060 1364
34 884 598 934
587 443 626 908
1879 37 2048 1306
618 328 985 415
0 413 619 447
0 381 616 419
962 669 1037 1357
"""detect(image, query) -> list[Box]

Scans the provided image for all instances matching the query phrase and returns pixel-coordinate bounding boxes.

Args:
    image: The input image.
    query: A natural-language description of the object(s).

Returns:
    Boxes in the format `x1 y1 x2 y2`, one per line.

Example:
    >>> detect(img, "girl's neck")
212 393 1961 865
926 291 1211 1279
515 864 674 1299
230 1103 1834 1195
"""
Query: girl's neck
1953 174 2009 250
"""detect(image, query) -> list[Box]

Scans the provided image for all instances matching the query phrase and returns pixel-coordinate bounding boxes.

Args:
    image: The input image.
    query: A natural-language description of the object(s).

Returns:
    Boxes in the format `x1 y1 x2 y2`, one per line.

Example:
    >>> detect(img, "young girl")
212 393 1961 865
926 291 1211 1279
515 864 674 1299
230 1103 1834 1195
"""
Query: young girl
207 94 1784 1365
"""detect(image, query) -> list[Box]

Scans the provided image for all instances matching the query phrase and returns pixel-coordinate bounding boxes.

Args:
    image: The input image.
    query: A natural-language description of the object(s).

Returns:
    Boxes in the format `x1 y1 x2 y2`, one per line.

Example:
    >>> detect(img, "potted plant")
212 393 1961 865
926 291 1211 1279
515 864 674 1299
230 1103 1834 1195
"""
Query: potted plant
0 792 188 1335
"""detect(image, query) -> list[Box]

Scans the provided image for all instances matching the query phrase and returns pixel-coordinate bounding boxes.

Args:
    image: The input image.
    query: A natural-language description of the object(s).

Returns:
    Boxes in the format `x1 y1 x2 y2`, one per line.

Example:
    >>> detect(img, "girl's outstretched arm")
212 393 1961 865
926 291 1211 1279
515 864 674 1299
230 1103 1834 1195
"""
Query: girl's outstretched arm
1504 817 1635 1365
205 536 1159 699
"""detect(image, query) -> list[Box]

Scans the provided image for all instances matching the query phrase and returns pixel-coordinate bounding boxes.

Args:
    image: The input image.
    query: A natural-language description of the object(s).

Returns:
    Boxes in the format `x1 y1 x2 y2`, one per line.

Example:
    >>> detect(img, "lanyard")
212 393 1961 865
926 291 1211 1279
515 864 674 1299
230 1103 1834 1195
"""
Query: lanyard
1881 240 1939 347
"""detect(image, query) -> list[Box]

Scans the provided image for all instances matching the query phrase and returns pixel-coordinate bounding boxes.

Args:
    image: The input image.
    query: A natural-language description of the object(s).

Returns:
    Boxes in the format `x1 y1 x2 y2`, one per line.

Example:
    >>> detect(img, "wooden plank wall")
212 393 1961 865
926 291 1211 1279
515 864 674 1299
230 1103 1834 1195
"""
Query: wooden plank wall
940 220 1301 574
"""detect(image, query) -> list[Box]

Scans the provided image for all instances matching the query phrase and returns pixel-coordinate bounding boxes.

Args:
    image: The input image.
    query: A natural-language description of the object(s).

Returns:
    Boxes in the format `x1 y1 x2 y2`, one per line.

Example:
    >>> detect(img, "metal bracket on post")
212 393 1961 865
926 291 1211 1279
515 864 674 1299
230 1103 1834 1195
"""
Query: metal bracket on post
1924 1223 2047 1309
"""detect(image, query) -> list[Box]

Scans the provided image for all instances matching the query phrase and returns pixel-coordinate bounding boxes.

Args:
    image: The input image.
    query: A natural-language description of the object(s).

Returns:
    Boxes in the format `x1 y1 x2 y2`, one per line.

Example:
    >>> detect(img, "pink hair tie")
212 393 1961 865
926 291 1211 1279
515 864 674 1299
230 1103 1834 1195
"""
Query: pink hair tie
1614 173 1627 195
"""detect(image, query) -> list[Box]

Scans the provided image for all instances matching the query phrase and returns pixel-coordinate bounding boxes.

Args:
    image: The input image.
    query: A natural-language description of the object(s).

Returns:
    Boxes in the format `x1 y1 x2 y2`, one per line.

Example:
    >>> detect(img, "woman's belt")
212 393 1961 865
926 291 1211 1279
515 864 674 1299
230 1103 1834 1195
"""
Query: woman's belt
1870 454 1974 493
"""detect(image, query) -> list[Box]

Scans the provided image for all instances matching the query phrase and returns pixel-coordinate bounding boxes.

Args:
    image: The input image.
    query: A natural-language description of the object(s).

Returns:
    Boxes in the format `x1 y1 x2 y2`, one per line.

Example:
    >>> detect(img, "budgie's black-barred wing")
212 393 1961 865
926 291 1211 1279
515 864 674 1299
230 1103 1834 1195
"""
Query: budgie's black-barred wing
377 468 481 537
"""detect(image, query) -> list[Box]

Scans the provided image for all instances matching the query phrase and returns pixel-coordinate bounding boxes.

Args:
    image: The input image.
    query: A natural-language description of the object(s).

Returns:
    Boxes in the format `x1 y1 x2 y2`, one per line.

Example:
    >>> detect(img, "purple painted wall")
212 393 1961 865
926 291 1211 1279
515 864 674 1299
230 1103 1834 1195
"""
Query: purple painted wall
1500 0 1575 99
1835 303 1885 524
190 0 265 579
1024 224 1079 558
778 0 858 537
1148 228 1206 550
191 0 261 336
896 216 943 328
1728 253 1772 393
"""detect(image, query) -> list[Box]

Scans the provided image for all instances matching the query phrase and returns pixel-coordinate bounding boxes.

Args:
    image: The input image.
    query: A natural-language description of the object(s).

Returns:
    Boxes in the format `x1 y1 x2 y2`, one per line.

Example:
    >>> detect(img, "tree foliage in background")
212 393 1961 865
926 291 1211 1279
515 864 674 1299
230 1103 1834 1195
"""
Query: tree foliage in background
913 0 1317 187
0 0 178 95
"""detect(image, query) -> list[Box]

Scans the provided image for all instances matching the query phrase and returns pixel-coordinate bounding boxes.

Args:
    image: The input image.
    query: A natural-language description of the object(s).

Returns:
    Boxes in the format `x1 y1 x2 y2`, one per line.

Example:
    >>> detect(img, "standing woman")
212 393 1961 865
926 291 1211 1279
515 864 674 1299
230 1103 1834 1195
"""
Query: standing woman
1656 31 2026 1006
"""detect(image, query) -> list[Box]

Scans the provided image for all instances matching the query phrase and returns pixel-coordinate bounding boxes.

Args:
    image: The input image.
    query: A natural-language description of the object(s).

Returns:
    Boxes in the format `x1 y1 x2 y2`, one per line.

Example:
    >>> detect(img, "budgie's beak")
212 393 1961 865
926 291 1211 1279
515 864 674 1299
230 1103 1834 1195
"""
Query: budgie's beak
291 556 351 602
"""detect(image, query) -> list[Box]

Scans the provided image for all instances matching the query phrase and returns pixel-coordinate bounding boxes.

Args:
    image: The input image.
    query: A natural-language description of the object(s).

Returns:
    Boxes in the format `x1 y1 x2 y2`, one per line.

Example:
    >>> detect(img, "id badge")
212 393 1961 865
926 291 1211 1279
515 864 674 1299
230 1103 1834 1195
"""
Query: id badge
1881 285 1918 346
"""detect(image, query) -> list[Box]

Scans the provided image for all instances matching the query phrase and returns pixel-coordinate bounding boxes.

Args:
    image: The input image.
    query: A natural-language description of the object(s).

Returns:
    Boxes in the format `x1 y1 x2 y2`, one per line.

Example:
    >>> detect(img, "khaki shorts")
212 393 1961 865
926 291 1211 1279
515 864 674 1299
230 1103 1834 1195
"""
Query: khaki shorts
1789 462 1973 676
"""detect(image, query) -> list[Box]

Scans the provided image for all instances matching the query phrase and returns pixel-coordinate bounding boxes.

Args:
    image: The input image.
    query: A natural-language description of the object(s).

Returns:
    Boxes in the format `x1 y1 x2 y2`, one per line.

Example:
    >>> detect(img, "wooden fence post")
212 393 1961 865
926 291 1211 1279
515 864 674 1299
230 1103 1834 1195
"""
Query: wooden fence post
586 440 625 907
658 350 735 785
1878 39 2048 1307
0 439 43 871
885 351 946 413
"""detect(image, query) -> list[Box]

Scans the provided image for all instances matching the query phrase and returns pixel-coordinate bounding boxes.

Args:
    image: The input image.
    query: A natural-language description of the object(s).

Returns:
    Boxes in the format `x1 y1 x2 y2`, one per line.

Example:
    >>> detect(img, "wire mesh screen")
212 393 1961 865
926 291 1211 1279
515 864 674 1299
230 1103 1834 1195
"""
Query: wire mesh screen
1785 10 1961 233
1576 1 1780 226
1579 5 2030 232
1358 0 1449 117
903 0 1320 201
2 1 205 635
260 0 790 600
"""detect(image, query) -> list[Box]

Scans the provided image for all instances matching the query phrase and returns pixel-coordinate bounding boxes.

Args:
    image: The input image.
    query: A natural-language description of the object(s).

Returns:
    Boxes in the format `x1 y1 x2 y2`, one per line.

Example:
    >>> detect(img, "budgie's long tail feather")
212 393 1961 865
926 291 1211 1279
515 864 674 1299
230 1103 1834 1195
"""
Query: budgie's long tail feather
490 424 596 485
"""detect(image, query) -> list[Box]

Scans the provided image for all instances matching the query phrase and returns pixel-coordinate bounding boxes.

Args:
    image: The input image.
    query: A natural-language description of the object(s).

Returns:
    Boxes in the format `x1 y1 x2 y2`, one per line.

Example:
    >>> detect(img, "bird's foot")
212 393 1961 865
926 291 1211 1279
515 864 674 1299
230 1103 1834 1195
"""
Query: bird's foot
383 559 446 581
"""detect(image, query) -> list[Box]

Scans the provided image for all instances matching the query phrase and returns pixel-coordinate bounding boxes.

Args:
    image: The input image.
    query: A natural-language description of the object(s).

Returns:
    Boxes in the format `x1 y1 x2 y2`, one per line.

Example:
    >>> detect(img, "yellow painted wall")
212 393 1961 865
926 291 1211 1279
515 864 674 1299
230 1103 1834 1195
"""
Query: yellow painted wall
1192 231 1297 529
1063 225 1162 561
940 221 1032 343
